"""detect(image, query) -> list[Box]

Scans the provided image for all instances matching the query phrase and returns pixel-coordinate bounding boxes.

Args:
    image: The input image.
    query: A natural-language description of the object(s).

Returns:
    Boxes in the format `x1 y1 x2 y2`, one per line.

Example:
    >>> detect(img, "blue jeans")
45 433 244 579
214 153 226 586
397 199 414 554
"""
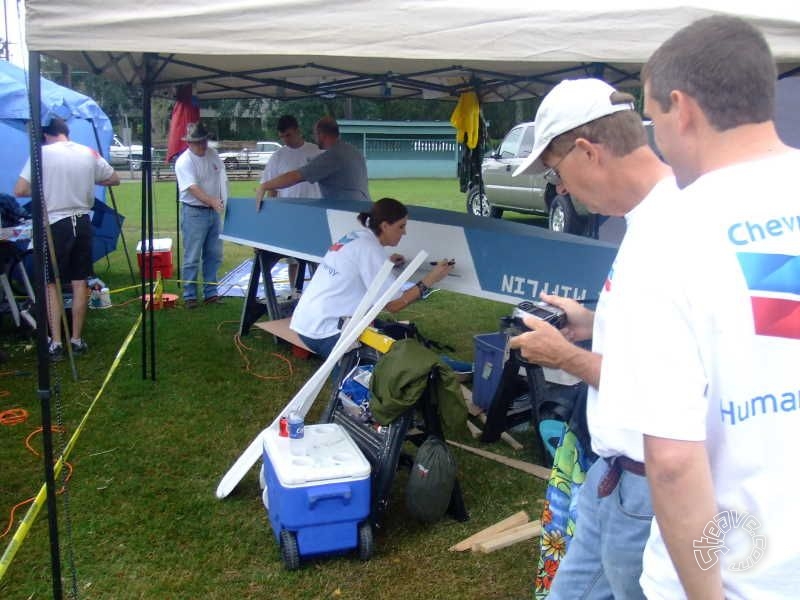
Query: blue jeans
548 457 653 600
297 332 340 358
180 204 222 301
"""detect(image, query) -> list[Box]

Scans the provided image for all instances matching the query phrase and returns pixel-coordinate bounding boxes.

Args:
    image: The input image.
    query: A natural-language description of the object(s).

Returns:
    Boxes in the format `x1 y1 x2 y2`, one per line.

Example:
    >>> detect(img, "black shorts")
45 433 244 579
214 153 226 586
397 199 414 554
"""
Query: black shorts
46 214 93 283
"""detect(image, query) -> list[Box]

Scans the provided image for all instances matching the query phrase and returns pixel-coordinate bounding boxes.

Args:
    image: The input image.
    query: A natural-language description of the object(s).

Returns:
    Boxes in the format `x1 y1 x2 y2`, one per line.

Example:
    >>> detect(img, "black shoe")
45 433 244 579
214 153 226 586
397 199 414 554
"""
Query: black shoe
49 345 65 362
71 340 89 356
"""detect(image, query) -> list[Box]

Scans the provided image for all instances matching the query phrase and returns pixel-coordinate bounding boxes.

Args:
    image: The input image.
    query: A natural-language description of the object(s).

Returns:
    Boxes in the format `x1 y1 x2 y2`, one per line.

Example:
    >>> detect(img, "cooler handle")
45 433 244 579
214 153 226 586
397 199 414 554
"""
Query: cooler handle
307 484 352 507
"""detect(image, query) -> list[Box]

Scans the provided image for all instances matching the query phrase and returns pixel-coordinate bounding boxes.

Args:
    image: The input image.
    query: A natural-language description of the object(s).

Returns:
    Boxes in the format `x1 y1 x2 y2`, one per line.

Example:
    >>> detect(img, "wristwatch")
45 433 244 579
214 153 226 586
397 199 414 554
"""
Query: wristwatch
415 281 430 298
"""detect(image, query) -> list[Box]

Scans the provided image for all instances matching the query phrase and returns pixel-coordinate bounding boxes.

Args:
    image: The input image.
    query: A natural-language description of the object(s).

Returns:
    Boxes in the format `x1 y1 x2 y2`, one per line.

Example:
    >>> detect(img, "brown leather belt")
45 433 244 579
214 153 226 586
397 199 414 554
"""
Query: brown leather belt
597 455 646 498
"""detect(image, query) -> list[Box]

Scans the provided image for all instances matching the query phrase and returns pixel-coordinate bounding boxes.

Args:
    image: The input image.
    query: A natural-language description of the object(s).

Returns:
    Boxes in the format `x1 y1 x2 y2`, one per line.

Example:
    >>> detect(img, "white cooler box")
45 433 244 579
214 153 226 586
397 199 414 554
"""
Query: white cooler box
261 423 373 569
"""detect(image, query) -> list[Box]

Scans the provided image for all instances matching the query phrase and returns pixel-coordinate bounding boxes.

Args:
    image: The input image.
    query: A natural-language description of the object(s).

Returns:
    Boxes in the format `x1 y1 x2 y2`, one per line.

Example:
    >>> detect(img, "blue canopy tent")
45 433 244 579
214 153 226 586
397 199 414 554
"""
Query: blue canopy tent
0 59 128 266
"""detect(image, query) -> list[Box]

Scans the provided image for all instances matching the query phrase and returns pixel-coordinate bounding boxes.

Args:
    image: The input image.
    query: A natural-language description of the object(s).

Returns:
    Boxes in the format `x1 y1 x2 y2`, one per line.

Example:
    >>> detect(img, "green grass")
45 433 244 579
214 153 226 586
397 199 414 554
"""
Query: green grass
0 179 547 599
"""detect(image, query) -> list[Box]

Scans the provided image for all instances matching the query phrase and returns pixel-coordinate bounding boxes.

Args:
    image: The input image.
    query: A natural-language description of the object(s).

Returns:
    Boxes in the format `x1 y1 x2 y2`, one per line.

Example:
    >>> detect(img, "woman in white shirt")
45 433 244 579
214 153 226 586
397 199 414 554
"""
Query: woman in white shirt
290 197 453 356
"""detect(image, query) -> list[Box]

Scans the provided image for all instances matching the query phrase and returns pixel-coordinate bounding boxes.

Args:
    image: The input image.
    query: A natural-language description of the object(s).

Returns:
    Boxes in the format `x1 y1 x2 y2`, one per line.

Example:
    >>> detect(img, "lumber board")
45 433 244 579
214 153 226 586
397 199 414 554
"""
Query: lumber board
449 510 530 552
473 520 542 553
447 440 552 480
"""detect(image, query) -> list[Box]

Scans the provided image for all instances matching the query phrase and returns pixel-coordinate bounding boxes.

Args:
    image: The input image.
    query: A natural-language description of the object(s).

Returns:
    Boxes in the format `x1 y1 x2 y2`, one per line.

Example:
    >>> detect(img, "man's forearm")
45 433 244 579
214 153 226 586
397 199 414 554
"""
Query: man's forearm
187 184 218 207
261 170 303 192
558 346 601 388
644 436 724 600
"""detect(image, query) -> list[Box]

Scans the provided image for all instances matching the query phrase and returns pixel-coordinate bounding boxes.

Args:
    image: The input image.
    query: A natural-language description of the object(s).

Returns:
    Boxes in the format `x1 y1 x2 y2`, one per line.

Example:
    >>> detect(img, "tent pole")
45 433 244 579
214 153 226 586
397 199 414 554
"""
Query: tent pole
27 50 64 600
89 122 136 284
175 180 180 289
143 54 157 380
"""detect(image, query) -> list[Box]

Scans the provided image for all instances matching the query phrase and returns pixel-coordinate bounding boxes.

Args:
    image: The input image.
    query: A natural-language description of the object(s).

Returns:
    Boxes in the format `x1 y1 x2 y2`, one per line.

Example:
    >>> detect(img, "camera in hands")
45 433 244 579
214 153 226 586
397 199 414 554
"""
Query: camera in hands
503 300 567 334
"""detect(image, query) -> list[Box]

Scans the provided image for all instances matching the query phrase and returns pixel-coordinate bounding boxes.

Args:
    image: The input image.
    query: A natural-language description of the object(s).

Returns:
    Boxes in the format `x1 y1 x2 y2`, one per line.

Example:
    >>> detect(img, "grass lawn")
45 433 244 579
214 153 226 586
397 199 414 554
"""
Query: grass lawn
0 178 548 599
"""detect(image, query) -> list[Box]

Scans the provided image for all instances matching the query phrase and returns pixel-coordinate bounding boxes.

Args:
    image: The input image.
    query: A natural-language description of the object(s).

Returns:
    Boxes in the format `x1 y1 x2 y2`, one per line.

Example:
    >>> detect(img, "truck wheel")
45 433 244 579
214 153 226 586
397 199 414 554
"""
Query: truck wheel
279 529 300 570
358 521 374 560
466 187 503 218
224 157 239 169
129 156 142 170
549 195 581 234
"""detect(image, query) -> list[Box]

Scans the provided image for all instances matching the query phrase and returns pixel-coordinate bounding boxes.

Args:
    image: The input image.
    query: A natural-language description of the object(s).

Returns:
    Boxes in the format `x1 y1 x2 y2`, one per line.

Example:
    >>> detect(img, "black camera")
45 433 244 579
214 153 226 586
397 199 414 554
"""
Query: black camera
502 300 567 334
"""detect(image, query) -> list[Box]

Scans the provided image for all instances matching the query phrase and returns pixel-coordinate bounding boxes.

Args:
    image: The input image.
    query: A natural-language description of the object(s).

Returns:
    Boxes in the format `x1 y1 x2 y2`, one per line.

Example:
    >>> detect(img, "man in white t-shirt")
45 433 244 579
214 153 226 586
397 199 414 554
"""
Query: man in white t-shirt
14 117 119 361
255 115 322 291
623 15 800 600
508 79 676 599
257 115 322 202
174 122 227 308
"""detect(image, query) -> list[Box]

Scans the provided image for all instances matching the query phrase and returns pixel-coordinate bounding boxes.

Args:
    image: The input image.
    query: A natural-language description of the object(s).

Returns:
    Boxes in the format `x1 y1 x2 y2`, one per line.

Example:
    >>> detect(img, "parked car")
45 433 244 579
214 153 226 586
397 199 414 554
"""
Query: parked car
466 121 659 236
218 141 282 169
109 134 145 170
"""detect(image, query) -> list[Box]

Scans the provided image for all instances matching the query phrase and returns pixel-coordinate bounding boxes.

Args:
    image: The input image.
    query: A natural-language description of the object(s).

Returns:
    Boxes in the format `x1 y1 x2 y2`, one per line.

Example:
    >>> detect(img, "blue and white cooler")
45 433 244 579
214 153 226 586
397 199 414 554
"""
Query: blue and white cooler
261 422 373 569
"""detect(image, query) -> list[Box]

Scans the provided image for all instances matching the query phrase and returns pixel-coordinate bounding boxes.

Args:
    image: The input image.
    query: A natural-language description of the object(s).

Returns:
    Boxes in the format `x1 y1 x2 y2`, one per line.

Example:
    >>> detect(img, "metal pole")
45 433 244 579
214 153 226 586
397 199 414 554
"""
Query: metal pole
27 50 64 600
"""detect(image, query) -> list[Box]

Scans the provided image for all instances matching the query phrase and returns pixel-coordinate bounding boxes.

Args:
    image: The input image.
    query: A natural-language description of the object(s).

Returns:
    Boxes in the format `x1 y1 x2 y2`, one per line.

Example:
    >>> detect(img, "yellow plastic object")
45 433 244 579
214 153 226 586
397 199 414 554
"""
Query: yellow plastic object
358 327 395 354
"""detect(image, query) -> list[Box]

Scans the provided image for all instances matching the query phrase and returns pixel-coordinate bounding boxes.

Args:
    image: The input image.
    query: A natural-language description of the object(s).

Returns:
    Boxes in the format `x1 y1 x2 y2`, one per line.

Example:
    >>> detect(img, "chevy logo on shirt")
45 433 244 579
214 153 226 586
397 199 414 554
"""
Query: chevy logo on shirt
736 252 800 340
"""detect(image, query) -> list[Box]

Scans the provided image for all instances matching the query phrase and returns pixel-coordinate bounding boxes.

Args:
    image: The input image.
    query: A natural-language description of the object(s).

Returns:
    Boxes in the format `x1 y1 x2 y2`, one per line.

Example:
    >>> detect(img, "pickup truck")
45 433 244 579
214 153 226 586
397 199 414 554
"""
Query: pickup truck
109 135 144 170
466 120 658 236
218 141 282 169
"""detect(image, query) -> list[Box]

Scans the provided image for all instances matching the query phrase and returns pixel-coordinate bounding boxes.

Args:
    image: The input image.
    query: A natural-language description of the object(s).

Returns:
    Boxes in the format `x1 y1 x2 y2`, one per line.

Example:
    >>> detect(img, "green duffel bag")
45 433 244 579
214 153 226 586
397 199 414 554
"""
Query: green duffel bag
406 436 457 523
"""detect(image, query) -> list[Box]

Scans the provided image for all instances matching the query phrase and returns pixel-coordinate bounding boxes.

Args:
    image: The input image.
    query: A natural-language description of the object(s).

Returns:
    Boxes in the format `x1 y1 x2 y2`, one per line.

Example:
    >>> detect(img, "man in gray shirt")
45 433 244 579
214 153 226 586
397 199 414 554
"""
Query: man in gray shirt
255 116 370 207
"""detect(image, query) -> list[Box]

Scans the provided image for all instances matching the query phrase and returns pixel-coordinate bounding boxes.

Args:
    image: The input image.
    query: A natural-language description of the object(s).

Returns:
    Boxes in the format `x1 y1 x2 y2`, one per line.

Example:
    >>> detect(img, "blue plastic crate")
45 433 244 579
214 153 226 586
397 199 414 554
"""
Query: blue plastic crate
472 332 508 410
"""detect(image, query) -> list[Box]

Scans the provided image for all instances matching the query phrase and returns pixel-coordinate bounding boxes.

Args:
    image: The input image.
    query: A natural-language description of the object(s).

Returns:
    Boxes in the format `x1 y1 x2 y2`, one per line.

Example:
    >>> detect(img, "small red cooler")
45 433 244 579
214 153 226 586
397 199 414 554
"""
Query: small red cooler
136 238 173 279
261 423 373 570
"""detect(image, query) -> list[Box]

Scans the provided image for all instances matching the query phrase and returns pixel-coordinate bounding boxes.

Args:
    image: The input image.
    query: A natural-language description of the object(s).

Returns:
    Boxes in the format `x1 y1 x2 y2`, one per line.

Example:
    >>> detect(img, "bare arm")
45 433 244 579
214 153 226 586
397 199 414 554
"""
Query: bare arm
255 170 304 210
384 260 454 313
644 436 724 600
13 177 31 197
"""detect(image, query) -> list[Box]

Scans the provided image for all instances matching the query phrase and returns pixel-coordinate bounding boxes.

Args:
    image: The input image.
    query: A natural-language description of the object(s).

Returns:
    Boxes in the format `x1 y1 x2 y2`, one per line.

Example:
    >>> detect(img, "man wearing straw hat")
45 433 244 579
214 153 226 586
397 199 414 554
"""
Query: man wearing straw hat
174 122 228 308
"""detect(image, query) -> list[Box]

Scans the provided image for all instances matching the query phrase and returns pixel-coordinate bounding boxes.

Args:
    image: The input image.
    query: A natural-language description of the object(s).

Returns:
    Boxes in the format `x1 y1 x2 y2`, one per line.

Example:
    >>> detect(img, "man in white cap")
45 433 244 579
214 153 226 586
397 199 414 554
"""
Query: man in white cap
174 122 227 308
508 78 676 599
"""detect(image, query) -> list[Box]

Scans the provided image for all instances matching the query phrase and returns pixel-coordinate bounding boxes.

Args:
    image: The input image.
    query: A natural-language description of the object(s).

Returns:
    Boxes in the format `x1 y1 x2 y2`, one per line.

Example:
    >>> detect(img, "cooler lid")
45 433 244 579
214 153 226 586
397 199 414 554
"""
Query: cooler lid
136 238 173 253
264 423 371 486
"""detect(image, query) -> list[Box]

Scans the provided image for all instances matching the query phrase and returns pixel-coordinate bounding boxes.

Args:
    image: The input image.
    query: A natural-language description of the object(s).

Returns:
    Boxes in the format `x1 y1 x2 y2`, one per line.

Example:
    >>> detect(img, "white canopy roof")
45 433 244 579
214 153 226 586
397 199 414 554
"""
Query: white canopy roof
25 1 800 101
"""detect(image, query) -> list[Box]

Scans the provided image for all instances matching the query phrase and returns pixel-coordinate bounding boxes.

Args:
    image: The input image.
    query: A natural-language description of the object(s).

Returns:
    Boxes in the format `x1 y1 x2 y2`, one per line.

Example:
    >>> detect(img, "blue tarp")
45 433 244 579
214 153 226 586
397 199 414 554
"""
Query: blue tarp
0 60 122 262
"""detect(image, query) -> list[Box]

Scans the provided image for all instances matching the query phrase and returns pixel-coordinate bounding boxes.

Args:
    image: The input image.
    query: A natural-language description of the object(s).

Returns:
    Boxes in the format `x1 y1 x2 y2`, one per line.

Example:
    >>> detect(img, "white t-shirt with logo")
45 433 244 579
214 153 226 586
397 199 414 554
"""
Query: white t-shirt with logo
585 176 679 462
260 142 322 199
19 141 115 224
290 228 400 340
175 147 227 207
607 152 800 599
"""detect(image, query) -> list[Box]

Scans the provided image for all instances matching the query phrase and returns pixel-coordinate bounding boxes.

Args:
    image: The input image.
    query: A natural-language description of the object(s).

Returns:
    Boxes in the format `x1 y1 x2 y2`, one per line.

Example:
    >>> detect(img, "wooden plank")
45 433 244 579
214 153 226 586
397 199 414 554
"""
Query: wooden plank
254 318 313 352
447 440 552 481
473 520 542 553
449 510 530 552
460 384 483 416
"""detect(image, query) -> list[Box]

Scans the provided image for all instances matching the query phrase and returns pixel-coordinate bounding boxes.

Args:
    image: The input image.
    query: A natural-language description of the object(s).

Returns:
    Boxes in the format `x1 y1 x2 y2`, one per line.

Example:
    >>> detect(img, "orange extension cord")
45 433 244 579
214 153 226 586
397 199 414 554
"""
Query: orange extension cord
216 320 295 382
1 426 74 539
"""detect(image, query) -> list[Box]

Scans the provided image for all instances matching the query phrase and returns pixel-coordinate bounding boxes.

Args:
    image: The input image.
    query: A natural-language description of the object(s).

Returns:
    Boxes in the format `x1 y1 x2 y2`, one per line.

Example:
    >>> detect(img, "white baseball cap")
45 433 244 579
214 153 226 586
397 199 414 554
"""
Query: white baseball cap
513 78 635 177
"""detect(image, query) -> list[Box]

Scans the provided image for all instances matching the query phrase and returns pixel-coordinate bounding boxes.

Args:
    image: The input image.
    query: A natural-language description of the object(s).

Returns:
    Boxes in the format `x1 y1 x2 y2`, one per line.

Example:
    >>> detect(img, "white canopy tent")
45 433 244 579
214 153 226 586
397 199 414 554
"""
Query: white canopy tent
24 1 800 102
16 5 800 596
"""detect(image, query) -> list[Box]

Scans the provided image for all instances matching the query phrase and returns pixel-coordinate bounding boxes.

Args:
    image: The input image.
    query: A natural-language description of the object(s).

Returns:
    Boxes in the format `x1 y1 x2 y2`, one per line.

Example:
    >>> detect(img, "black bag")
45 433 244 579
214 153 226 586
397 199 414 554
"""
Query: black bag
372 318 454 353
405 436 457 523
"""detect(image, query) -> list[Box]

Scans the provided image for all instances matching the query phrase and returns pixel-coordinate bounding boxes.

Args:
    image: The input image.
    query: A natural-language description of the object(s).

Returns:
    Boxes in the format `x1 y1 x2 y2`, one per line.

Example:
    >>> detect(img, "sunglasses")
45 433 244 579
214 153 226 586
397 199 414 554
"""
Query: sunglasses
543 143 576 186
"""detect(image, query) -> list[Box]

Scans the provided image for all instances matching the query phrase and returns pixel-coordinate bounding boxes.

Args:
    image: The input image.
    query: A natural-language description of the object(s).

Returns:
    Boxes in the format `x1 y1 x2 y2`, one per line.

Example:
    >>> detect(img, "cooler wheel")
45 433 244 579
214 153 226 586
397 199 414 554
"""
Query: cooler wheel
279 529 300 570
358 521 374 561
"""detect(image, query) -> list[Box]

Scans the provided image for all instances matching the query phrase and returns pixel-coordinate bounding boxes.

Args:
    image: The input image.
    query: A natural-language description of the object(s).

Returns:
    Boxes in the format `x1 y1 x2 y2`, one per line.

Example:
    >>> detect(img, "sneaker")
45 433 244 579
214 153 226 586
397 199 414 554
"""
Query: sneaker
204 295 223 305
184 299 199 309
49 344 64 362
70 340 89 356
